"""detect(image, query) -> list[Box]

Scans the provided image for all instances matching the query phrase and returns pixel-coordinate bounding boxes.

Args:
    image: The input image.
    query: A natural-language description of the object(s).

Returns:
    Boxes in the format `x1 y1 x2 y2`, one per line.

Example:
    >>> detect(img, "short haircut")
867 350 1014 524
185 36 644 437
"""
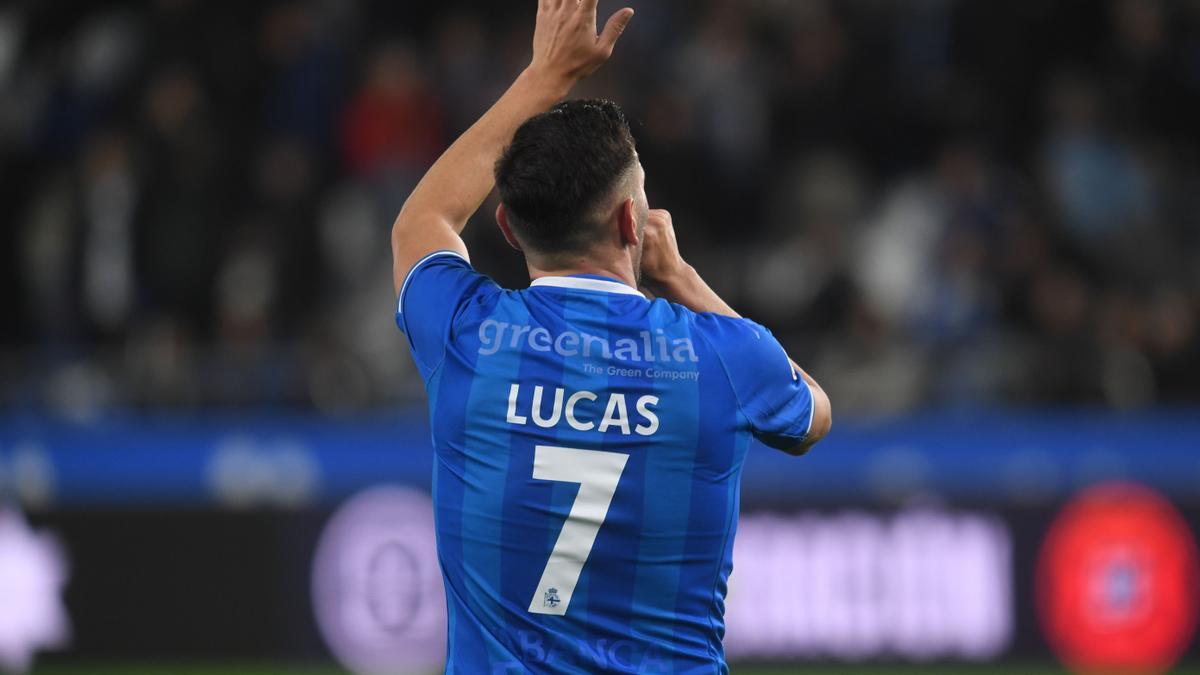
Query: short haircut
495 99 637 256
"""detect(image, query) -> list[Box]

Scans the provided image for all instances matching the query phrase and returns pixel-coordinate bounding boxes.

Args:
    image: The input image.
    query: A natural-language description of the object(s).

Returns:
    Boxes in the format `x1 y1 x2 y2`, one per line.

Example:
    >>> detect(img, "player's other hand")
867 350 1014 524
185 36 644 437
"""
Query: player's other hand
639 209 692 293
528 0 635 88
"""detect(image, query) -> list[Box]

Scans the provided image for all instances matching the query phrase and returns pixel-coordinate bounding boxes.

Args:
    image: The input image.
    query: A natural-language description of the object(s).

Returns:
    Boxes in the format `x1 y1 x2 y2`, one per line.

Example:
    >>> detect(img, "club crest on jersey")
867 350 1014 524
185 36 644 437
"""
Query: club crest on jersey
544 588 561 609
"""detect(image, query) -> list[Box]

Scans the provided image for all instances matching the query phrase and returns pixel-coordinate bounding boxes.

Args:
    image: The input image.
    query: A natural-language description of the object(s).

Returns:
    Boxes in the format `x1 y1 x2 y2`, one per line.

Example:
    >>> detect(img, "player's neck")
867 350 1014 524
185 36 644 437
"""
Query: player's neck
526 255 639 290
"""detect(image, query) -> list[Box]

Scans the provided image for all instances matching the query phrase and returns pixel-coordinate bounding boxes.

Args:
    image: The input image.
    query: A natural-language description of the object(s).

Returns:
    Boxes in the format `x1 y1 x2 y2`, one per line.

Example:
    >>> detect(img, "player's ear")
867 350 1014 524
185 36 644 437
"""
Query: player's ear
496 204 523 252
617 198 639 248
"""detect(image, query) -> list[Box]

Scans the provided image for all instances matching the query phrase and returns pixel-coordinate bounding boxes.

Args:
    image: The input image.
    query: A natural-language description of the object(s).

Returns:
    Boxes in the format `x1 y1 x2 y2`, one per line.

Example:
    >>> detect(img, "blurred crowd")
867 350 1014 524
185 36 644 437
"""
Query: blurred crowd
2 0 1199 416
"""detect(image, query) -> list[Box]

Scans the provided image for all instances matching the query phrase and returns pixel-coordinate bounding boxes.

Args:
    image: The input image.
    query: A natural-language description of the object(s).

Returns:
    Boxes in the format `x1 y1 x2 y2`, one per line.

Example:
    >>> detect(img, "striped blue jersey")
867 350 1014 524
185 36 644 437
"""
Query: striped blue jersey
397 252 815 674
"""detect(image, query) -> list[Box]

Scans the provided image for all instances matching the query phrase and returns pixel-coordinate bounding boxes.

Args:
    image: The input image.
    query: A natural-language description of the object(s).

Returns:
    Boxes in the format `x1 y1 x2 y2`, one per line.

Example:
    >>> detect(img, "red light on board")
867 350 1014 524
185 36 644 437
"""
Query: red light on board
1037 482 1199 674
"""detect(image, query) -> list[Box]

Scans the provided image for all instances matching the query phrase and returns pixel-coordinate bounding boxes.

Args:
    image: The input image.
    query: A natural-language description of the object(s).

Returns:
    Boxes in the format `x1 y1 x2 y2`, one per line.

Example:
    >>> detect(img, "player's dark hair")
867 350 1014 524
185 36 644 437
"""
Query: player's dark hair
495 99 636 256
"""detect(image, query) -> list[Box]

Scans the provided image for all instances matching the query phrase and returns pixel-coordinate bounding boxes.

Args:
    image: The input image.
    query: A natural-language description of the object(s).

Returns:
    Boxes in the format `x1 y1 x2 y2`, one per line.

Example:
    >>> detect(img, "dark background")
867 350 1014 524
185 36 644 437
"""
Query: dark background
24 505 1200 664
3 0 1200 415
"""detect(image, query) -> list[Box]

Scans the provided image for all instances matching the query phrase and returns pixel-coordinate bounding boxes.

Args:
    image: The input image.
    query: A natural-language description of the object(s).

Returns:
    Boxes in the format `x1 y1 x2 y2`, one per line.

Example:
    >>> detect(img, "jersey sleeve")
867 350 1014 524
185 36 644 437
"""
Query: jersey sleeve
396 251 498 379
698 316 816 450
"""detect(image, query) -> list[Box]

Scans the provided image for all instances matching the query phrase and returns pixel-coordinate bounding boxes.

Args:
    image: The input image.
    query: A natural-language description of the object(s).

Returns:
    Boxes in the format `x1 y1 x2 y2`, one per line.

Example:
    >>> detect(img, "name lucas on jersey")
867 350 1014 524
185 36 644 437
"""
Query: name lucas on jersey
506 384 659 437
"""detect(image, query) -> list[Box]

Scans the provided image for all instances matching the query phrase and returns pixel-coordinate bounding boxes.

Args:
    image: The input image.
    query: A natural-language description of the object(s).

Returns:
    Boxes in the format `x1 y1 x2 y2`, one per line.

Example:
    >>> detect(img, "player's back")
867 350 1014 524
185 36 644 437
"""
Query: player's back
399 254 815 674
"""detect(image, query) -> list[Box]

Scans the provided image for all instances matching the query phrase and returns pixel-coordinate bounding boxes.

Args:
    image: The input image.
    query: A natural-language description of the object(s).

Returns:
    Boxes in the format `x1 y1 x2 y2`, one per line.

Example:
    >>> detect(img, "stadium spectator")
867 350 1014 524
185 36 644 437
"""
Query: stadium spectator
2 0 1199 413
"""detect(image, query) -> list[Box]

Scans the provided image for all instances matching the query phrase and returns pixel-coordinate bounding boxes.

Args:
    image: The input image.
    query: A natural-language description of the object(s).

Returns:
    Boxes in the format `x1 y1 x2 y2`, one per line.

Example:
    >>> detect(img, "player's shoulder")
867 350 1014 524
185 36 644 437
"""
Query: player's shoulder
666 304 790 376
400 250 498 305
668 303 774 348
397 250 505 336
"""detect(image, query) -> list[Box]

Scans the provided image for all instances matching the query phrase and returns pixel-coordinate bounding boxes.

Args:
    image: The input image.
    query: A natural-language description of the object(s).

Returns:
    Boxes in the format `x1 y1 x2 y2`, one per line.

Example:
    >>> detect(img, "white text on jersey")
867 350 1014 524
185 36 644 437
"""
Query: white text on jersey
479 320 698 364
506 384 660 436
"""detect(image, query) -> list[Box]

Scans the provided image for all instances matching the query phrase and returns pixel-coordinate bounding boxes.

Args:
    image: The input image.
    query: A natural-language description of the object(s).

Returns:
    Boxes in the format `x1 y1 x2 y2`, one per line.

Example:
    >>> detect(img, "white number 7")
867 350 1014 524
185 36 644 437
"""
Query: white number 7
528 445 629 616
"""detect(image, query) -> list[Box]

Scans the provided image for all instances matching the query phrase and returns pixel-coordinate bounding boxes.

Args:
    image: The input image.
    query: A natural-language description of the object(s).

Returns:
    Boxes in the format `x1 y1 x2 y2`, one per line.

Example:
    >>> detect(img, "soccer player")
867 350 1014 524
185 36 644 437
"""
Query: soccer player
391 1 832 672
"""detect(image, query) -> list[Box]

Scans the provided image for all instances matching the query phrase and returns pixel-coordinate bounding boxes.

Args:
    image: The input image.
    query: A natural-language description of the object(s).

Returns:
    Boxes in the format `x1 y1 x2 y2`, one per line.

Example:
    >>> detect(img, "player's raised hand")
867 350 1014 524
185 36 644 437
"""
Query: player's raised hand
528 0 635 87
639 209 744 317
639 209 690 291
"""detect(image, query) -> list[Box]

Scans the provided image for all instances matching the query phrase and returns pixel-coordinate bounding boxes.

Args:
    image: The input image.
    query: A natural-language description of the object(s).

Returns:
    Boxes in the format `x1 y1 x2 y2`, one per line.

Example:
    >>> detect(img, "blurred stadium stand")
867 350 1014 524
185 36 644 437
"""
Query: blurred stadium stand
2 0 1200 415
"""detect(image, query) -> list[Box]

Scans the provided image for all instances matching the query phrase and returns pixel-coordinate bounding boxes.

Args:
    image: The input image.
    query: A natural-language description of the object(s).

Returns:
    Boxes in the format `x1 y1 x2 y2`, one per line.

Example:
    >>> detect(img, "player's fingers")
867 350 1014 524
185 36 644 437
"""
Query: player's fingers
597 8 634 53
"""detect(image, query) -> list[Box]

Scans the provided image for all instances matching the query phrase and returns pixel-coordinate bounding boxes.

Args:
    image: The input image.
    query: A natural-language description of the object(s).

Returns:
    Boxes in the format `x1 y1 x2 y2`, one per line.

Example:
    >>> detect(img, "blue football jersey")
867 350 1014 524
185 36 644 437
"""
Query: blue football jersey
397 251 815 674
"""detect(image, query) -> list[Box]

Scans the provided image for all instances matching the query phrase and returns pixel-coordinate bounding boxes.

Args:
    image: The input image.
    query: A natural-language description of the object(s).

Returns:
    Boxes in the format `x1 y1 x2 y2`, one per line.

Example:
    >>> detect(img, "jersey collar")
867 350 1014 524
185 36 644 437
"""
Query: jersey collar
530 275 647 299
